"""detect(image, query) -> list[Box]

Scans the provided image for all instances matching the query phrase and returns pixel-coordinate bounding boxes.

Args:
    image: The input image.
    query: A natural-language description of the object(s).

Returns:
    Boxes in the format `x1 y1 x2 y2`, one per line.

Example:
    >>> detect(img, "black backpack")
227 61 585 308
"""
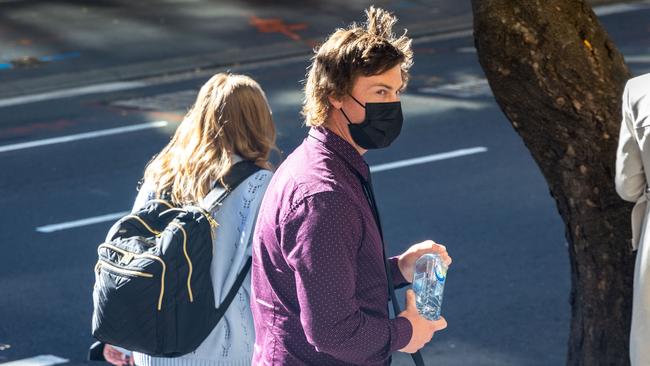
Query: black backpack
91 161 261 357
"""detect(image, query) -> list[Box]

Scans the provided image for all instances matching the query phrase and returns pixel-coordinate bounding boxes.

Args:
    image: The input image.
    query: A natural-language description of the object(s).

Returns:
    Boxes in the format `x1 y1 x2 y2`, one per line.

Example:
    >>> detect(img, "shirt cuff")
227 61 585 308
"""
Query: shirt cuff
389 256 410 289
389 316 413 353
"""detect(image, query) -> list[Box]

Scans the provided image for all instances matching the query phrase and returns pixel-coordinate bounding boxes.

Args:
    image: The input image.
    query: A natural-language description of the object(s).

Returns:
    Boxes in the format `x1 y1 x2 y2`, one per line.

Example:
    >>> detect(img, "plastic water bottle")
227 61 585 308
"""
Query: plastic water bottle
412 253 448 321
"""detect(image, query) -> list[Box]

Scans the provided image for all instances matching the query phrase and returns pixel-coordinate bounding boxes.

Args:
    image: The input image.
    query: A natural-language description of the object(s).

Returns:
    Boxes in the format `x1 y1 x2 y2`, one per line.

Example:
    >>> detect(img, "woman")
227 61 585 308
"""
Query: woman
103 72 277 366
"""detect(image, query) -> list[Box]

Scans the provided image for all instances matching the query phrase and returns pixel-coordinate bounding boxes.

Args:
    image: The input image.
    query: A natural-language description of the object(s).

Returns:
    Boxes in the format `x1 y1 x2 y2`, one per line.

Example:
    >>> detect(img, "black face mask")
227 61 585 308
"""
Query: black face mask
340 94 404 150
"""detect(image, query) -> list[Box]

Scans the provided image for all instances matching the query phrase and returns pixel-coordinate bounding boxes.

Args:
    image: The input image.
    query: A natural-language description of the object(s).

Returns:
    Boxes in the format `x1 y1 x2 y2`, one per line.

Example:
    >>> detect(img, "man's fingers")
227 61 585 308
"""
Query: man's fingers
423 240 444 249
420 241 447 254
441 254 452 266
405 289 417 310
422 241 452 265
429 316 448 331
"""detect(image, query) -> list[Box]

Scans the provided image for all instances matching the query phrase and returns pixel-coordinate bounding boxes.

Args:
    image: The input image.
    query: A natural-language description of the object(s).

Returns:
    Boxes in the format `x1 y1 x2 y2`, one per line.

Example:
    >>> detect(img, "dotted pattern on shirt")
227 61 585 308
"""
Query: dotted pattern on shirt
251 127 412 365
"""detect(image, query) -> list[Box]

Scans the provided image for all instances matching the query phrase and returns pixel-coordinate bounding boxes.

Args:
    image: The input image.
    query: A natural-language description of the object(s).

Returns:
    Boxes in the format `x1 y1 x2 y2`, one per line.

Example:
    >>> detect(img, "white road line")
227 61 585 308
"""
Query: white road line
594 1 650 16
36 211 129 233
0 355 68 366
0 81 147 108
369 147 488 173
626 55 650 63
413 29 474 45
419 78 491 98
0 121 168 153
36 147 489 233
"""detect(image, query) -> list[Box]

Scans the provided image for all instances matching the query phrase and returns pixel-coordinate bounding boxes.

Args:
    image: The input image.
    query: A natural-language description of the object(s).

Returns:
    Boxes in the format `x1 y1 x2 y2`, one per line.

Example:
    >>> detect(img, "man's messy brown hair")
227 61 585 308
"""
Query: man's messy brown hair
301 6 413 127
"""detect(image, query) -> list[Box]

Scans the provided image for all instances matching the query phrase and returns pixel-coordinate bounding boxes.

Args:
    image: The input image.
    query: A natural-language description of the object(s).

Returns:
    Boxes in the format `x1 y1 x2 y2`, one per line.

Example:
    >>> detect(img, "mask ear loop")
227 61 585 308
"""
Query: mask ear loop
340 108 353 125
349 94 366 109
339 94 367 125
340 94 366 125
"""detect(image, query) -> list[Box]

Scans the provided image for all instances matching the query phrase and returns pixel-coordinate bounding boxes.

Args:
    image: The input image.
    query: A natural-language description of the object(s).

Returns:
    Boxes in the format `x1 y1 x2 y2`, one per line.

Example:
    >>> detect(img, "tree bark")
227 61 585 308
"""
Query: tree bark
471 0 635 364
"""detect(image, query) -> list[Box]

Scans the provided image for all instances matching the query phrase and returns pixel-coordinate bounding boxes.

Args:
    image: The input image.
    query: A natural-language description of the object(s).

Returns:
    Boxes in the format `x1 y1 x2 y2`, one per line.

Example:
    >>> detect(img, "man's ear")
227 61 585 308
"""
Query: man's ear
328 94 344 110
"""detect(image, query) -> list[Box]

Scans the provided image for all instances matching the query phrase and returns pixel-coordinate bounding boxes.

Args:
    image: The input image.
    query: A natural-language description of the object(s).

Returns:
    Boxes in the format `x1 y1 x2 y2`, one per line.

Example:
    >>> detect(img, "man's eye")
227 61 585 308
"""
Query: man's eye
378 90 387 95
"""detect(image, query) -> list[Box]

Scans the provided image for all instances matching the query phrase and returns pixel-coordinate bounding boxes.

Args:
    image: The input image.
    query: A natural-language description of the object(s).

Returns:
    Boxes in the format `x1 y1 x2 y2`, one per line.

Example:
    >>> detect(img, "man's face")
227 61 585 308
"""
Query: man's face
342 64 404 124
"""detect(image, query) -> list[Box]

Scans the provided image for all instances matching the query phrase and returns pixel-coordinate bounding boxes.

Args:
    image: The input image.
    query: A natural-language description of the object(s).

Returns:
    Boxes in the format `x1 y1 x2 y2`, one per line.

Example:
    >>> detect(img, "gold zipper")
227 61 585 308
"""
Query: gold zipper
97 260 154 278
98 243 166 311
168 222 194 302
184 205 218 255
123 215 162 236
145 199 174 210
123 198 176 236
196 207 218 256
197 207 219 229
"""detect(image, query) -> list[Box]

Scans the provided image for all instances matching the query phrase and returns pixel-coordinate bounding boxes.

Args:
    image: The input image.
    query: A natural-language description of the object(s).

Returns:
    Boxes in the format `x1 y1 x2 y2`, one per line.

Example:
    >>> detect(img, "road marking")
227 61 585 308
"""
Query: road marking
0 355 68 366
626 55 650 63
413 29 474 45
369 147 488 173
419 78 491 98
0 121 168 153
36 147 488 233
456 47 477 53
249 15 308 41
594 1 650 16
0 81 147 108
36 211 129 233
112 90 198 111
39 51 81 63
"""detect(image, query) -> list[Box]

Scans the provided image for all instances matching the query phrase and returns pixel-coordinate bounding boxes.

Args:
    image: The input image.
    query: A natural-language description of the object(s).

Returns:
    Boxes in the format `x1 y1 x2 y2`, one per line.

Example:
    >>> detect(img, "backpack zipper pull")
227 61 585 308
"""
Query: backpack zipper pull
120 252 134 265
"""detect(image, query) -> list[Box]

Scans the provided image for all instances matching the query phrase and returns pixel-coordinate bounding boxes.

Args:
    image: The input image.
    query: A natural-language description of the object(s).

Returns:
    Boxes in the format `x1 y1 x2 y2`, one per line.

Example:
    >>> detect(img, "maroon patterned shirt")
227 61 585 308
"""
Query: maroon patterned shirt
251 126 412 365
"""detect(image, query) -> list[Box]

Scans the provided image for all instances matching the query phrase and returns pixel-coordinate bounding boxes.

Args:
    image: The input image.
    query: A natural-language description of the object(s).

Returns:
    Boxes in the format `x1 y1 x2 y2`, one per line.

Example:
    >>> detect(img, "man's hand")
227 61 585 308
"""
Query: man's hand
398 289 447 353
398 240 451 283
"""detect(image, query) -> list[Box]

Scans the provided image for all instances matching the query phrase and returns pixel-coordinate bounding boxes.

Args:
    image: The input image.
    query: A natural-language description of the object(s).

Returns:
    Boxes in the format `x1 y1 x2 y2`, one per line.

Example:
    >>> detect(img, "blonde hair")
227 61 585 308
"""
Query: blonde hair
142 73 277 205
302 6 413 127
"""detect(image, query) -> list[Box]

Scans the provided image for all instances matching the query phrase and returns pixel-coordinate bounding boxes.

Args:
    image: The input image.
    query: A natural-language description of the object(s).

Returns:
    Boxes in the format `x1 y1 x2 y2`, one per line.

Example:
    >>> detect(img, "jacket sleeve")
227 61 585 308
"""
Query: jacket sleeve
131 182 155 213
243 170 273 257
616 82 646 202
281 191 412 364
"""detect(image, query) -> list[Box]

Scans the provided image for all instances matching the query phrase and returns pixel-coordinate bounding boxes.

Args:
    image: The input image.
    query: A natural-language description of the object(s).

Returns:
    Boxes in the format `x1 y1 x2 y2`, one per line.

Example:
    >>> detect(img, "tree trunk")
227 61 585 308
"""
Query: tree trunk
471 0 635 364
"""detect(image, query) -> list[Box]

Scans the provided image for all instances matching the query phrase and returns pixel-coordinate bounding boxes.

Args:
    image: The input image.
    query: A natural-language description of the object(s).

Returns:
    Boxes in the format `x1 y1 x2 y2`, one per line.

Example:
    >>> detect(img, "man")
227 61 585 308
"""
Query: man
615 72 650 366
251 6 450 365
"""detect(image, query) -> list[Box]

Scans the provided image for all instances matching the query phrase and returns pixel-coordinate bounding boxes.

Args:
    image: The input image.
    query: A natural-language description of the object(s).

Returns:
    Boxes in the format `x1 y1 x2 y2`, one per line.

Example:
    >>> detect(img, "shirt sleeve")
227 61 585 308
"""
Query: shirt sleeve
616 82 646 202
281 191 412 364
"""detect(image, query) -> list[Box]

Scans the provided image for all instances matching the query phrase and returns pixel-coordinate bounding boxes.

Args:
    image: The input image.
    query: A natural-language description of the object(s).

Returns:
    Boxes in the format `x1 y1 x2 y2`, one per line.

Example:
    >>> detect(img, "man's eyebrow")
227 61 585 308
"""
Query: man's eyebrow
370 82 405 90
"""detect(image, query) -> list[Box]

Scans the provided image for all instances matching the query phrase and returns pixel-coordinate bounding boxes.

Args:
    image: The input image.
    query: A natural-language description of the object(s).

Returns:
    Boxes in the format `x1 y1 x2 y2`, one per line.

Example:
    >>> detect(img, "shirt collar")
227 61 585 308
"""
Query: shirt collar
308 126 370 181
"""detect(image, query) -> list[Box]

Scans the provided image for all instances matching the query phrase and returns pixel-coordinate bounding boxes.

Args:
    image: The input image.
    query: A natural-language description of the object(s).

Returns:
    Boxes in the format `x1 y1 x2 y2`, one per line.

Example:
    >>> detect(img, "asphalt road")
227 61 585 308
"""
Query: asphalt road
1 1 650 366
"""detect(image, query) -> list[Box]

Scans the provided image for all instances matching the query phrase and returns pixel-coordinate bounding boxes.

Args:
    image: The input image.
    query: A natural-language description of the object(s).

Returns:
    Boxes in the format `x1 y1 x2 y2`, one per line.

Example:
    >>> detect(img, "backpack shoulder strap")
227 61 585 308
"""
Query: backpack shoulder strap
214 257 252 323
201 160 263 211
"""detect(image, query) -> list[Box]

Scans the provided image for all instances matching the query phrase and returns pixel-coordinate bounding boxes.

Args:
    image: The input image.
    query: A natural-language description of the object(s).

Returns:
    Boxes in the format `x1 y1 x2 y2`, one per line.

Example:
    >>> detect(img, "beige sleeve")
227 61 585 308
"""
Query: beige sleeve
616 82 646 202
